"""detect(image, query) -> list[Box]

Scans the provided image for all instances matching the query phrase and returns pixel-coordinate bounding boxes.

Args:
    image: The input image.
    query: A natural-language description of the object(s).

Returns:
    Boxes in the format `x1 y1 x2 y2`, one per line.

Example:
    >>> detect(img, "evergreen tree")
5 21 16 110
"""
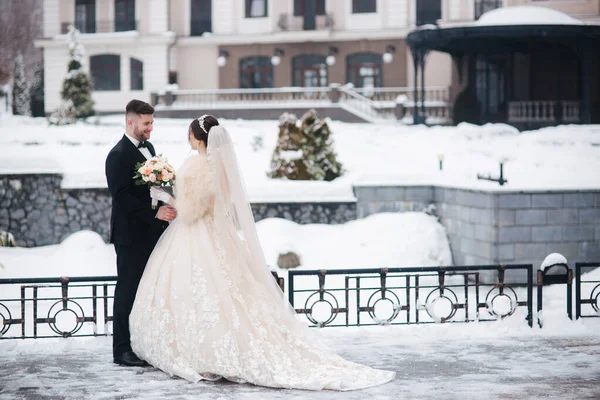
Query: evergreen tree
60 25 94 119
268 109 344 181
12 53 31 116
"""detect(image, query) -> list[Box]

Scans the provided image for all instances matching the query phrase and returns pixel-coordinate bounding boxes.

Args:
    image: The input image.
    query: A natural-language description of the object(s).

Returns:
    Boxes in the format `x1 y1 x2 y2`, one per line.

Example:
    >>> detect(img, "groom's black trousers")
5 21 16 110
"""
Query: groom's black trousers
113 244 154 358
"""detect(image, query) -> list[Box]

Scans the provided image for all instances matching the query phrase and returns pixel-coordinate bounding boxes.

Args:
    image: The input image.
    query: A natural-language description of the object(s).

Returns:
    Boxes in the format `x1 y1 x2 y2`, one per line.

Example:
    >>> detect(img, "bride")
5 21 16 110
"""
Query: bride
129 115 395 391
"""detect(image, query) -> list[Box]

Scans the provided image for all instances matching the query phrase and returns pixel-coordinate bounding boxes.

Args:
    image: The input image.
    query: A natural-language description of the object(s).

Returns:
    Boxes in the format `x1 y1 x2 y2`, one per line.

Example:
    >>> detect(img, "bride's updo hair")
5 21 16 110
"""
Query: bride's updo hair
189 115 219 146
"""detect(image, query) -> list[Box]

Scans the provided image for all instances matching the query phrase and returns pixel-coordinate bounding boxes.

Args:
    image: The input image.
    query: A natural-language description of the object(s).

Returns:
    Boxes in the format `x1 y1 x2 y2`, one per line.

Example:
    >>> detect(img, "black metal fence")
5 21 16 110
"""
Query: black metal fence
1 263 598 339
0 272 284 340
288 265 534 328
576 262 600 319
0 276 116 339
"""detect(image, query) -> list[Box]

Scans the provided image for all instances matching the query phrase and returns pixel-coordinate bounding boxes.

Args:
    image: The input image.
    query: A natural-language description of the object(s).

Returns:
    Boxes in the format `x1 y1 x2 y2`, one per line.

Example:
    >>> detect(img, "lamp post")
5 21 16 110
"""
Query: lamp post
477 158 508 186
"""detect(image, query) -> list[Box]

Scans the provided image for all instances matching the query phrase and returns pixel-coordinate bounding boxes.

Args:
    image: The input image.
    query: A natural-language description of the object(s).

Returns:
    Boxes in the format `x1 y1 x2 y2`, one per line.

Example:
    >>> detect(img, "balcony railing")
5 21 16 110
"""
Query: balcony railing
61 20 138 34
276 12 335 31
508 101 580 124
151 85 452 124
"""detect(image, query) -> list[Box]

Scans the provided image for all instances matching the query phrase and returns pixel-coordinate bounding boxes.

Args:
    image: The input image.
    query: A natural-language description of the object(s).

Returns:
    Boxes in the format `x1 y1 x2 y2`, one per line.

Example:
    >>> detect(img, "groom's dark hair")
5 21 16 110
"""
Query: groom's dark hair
126 99 154 116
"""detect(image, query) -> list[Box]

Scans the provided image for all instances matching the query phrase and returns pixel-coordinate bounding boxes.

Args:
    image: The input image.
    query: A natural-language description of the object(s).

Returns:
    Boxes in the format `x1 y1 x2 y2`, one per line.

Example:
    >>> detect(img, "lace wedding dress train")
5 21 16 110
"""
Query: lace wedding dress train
129 129 395 391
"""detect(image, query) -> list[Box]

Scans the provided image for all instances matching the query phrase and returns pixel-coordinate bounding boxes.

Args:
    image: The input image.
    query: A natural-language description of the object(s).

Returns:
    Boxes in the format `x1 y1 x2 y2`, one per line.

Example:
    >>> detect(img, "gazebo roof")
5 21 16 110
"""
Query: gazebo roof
475 6 584 27
407 6 600 55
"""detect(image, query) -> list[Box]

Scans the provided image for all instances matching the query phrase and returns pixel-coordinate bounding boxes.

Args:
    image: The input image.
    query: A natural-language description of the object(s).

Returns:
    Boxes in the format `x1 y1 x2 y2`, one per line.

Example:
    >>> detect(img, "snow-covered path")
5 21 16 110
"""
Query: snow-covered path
1 327 599 400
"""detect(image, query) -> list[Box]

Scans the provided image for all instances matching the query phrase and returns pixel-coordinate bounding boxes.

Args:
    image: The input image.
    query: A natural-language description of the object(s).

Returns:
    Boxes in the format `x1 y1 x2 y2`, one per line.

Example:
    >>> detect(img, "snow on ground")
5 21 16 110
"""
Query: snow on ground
1 115 599 399
1 115 599 202
0 214 598 399
0 212 451 280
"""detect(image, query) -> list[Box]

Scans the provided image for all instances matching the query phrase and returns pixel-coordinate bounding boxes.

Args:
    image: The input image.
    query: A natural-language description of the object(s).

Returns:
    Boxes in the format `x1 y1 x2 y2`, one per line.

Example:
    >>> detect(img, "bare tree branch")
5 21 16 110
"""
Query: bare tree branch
0 0 43 84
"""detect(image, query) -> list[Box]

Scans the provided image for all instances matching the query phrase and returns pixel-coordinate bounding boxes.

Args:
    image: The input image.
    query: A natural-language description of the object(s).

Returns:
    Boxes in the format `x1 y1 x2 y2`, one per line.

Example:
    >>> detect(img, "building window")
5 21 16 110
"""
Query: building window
91 54 121 91
240 56 273 88
130 58 143 91
294 0 326 16
191 0 212 36
416 0 441 26
347 53 382 90
115 0 136 31
245 0 268 18
292 55 328 87
352 0 376 14
75 0 96 33
474 0 502 20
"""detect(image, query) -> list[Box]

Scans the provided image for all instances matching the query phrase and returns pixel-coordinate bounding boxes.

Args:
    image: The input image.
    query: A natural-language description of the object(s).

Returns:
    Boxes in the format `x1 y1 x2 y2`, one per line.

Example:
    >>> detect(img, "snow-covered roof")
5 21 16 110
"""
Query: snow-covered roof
475 6 584 26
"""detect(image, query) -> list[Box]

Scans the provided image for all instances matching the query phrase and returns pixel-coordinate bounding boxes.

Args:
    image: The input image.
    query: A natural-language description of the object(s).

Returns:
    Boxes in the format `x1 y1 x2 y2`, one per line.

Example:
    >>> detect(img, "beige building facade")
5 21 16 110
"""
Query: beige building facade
36 0 600 114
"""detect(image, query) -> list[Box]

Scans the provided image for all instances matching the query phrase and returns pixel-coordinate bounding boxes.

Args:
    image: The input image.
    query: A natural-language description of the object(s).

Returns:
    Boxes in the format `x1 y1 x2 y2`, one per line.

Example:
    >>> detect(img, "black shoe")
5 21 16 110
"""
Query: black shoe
113 351 149 367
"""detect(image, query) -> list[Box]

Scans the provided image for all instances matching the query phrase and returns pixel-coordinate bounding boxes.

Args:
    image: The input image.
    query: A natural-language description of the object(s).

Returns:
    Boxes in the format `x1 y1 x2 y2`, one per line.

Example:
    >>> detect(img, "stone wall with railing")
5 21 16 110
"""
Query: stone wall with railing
0 174 356 247
3 174 598 273
355 185 600 276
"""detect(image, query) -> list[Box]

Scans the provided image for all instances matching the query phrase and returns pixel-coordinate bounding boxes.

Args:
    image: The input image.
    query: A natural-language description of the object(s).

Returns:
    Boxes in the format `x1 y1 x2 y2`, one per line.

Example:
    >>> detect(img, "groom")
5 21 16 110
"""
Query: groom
105 99 176 366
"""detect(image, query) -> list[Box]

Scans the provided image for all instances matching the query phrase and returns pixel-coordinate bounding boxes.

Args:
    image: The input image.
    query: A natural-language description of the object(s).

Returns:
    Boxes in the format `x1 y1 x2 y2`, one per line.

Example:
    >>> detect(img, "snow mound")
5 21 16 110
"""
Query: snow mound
540 253 568 272
256 212 452 272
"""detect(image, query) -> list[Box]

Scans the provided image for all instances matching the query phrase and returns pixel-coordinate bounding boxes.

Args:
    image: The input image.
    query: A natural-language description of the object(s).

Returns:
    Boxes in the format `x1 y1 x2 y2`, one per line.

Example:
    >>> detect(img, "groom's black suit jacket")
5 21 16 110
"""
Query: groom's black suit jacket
105 135 168 248
105 134 169 357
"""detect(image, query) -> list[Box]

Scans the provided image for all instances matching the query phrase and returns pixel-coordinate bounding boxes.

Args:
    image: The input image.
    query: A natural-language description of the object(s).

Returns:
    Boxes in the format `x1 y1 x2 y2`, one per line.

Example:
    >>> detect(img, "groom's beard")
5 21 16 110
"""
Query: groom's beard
134 125 151 142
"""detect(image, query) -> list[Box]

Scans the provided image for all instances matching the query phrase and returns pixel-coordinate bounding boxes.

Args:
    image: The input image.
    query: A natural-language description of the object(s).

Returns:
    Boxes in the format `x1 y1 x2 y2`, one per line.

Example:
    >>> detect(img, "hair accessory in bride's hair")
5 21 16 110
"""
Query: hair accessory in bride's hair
197 115 209 134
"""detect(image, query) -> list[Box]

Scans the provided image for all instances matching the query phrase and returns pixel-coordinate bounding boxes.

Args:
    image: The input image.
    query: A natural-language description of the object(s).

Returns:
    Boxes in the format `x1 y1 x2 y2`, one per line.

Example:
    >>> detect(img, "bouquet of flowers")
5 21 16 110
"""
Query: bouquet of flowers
132 155 176 209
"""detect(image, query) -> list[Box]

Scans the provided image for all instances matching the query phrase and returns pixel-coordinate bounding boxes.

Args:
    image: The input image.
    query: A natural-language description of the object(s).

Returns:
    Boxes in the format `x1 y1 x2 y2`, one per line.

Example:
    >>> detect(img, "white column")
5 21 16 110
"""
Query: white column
385 0 409 28
183 0 191 36
148 0 169 33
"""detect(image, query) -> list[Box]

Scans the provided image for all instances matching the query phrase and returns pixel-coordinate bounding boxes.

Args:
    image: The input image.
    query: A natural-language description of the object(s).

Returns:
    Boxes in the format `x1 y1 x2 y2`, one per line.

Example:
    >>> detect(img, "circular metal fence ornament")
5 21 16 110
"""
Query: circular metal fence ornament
304 291 339 326
425 287 458 323
485 287 518 318
367 290 401 325
0 303 11 335
47 300 85 337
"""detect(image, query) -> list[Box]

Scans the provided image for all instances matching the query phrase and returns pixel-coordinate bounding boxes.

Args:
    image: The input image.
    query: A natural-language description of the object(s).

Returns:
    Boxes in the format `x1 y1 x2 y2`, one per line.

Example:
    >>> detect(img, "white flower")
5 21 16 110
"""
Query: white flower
149 173 157 182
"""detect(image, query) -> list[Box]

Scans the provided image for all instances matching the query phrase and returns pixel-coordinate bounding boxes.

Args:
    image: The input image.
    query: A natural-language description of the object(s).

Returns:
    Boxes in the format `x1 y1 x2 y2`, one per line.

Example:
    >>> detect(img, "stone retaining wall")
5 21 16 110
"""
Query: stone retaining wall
0 174 355 247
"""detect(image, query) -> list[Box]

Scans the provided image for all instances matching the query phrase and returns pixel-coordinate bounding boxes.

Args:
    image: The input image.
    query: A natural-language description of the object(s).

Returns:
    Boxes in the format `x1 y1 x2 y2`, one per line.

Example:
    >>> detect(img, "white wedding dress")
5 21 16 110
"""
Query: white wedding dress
129 127 395 391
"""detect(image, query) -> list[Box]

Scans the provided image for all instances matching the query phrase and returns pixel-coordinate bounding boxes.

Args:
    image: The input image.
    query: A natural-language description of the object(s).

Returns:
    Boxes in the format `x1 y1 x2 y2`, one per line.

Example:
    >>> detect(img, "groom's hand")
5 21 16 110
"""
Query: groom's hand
156 205 177 222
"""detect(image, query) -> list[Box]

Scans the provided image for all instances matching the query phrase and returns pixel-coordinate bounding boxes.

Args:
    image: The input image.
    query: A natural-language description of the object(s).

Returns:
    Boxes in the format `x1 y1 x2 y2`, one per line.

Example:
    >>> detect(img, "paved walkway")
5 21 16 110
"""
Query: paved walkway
1 329 599 400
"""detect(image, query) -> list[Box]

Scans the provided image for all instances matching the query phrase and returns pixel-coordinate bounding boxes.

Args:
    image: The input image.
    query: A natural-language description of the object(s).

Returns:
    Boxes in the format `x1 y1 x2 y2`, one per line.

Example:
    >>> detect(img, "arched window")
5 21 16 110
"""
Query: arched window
292 55 327 87
240 56 273 88
130 58 143 90
346 53 382 89
90 54 121 91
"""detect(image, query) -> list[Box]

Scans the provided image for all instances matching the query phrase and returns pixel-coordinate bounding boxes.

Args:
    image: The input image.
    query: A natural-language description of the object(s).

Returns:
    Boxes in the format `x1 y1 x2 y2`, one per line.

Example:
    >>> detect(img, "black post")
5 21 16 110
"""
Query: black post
420 51 426 122
288 272 295 306
567 269 573 320
555 52 562 124
527 264 533 328
537 270 543 328
413 50 420 124
580 46 592 124
575 264 581 319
